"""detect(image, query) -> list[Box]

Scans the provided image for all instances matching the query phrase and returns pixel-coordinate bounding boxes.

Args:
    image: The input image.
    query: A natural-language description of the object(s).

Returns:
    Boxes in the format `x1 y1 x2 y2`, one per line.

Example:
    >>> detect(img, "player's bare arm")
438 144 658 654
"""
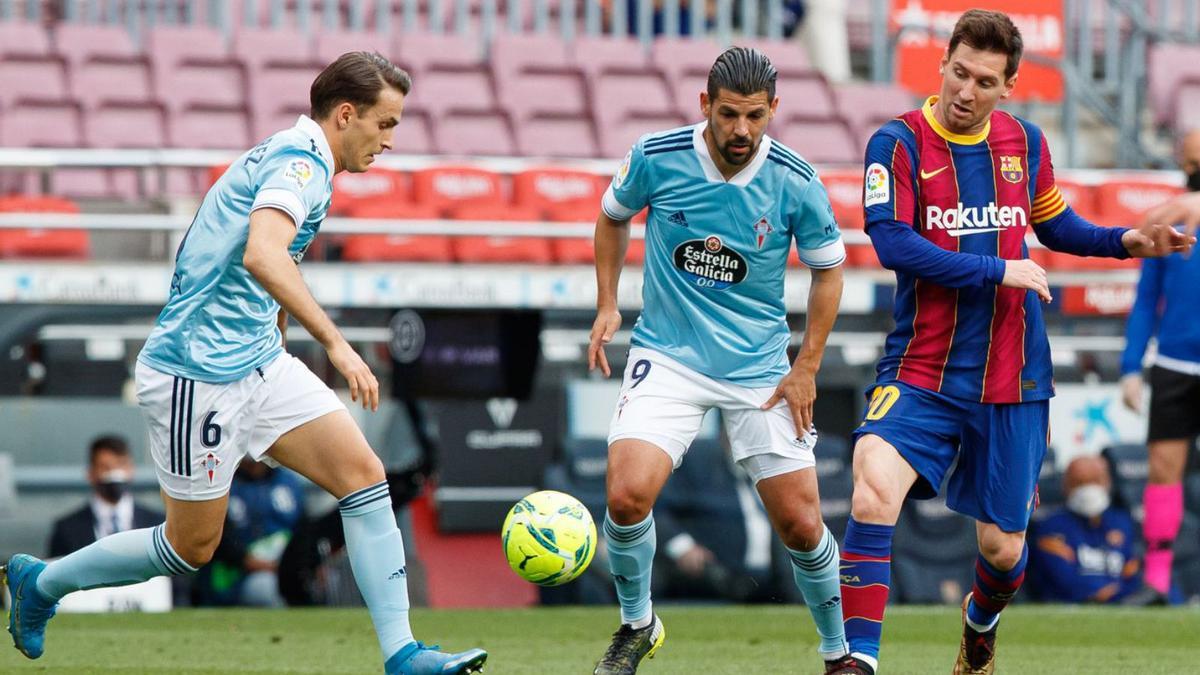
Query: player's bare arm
588 210 631 377
244 207 379 411
1001 258 1052 303
762 265 843 433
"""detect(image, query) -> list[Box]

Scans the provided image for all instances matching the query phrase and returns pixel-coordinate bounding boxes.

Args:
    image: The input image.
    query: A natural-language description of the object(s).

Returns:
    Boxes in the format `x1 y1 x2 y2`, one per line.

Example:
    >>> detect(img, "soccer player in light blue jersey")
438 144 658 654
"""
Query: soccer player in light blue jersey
587 47 849 675
1 53 486 675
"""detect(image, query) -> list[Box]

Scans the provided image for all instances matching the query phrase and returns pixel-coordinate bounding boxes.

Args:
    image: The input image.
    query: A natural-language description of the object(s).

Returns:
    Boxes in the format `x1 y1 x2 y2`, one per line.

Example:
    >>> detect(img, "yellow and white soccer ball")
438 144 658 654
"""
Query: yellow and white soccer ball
501 490 597 586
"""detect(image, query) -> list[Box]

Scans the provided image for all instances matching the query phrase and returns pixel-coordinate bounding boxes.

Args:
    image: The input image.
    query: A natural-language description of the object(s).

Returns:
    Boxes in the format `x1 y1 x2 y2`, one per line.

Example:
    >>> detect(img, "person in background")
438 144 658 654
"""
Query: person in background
1120 128 1200 602
48 436 162 558
1026 456 1143 604
192 459 305 607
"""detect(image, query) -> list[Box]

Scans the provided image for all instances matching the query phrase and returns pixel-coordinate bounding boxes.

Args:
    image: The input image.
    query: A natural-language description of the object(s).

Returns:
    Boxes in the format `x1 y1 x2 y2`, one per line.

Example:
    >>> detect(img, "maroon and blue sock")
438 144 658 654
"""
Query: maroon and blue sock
966 545 1027 631
839 518 894 666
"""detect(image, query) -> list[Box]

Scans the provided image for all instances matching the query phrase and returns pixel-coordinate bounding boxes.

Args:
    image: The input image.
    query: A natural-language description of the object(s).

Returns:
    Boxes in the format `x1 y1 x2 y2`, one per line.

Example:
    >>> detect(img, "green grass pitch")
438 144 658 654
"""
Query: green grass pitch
0 605 1197 673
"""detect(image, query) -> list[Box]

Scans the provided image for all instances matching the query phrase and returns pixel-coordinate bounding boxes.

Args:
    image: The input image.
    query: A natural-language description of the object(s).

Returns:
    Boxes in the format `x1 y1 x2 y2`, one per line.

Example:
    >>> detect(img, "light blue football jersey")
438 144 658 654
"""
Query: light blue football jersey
139 116 334 383
602 122 844 387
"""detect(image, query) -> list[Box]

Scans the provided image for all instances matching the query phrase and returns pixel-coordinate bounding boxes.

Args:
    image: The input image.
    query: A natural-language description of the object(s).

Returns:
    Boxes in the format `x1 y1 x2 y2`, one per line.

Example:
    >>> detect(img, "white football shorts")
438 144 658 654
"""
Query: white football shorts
607 346 817 483
135 353 345 501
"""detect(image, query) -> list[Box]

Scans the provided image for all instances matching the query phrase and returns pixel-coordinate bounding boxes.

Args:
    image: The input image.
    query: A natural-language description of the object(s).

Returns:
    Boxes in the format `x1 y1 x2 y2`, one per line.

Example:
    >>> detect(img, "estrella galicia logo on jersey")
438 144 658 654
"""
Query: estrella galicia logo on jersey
667 210 689 227
752 216 773 249
673 236 749 289
1000 155 1024 184
283 159 314 189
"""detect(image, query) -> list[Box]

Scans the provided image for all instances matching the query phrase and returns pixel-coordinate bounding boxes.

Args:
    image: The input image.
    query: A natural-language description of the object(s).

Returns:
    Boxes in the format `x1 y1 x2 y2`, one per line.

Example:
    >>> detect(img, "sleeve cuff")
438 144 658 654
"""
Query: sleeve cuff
601 184 640 221
985 257 1006 284
798 238 846 269
251 188 305 228
1111 227 1132 259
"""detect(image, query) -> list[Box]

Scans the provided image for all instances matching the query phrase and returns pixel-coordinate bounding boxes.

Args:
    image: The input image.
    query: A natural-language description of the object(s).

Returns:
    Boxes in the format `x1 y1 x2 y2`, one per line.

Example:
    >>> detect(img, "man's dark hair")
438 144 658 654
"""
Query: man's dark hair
89 435 129 464
310 51 412 120
707 47 777 103
947 9 1023 79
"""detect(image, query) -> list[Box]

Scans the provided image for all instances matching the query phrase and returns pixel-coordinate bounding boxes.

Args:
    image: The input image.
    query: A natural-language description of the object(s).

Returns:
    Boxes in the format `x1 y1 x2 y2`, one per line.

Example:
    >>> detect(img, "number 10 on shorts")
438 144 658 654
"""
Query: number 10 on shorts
865 385 900 421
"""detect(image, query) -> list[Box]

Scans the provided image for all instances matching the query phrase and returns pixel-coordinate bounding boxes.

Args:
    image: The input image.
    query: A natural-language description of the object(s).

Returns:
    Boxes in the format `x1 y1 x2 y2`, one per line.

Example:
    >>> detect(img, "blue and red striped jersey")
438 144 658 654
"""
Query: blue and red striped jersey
864 97 1069 404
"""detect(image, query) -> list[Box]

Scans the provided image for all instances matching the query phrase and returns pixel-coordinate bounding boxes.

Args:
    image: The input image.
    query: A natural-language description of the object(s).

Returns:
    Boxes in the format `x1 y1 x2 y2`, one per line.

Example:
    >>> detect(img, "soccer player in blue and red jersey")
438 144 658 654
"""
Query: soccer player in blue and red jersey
828 10 1194 675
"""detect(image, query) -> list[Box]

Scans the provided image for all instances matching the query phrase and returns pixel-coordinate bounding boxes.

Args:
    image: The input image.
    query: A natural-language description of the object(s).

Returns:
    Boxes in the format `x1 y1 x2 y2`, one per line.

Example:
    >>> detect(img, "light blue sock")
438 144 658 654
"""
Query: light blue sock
340 481 414 660
788 525 849 659
36 524 196 600
603 511 655 627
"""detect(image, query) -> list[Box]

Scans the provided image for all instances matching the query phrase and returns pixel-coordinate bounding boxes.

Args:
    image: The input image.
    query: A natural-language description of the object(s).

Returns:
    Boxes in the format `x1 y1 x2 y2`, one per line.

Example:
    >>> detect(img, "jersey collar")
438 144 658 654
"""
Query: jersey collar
692 121 772 187
922 96 990 145
294 115 336 170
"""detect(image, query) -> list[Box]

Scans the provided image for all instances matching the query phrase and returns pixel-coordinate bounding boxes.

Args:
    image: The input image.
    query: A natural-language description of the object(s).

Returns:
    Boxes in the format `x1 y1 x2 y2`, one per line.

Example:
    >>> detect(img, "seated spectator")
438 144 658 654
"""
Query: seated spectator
1026 455 1143 604
192 459 305 607
48 435 162 558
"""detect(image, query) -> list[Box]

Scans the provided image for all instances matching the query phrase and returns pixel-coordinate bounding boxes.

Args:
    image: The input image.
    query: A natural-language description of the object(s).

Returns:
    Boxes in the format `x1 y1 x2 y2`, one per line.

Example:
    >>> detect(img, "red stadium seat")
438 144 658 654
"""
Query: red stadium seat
411 166 505 214
512 168 604 217
339 201 451 263
775 71 837 119
168 108 251 149
449 204 553 264
409 67 496 117
146 27 246 115
393 32 483 74
499 68 588 123
834 82 914 142
650 38 722 85
591 71 676 129
515 115 599 158
553 237 645 265
0 101 83 147
599 113 689 160
0 57 69 109
490 33 571 83
0 196 89 259
85 103 167 148
314 31 392 65
248 63 323 141
331 168 408 216
570 37 649 80
1093 179 1184 227
820 169 865 230
1053 179 1098 221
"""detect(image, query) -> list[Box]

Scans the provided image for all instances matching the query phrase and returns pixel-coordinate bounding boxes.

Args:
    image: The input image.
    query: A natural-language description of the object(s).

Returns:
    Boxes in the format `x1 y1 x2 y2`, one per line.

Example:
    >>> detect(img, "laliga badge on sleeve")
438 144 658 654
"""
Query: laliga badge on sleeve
864 162 890 207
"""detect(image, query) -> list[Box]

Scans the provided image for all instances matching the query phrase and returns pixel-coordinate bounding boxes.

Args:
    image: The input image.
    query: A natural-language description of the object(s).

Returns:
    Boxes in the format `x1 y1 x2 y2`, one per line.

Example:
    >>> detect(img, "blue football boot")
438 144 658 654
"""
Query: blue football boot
385 641 488 674
2 554 59 659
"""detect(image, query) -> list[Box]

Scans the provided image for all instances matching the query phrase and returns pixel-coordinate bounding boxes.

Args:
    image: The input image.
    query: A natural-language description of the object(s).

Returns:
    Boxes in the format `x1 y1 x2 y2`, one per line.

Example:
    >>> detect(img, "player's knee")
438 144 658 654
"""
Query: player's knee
606 483 654 525
979 533 1026 571
342 452 387 494
850 474 903 523
170 528 222 569
778 509 824 551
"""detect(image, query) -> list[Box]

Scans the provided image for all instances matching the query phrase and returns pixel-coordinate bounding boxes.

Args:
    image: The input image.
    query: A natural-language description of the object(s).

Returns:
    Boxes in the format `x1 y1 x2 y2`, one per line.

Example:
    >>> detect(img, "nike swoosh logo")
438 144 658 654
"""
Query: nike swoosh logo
946 227 1002 237
920 166 948 180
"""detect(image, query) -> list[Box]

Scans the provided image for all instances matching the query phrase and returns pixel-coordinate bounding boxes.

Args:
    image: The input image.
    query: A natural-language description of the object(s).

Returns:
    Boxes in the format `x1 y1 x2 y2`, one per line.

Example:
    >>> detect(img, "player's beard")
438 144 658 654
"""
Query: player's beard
719 135 756 166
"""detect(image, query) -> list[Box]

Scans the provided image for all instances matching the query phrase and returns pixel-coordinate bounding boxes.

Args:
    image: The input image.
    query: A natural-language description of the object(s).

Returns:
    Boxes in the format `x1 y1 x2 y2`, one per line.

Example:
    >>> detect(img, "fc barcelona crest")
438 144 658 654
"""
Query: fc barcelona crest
999 156 1024 184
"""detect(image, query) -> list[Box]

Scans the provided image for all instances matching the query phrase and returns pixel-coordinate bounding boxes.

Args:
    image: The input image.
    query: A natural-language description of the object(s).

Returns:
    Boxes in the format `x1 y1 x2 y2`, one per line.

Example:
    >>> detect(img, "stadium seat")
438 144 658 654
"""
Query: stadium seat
1102 443 1149 514
892 497 977 604
570 36 649 80
436 110 516 156
0 56 69 109
393 32 484 74
776 117 858 165
820 168 866 230
552 237 645 265
671 72 709 119
0 21 51 59
833 81 913 141
650 37 723 85
396 109 437 154
449 204 554 264
740 39 812 72
0 101 83 147
331 168 408 216
315 30 393 65
514 114 599 158
774 71 838 119
845 243 880 269
56 25 151 111
0 196 89 259
1146 43 1200 127
489 33 571 83
591 71 676 129
599 113 688 159
408 66 496 117
411 165 506 214
84 103 167 148
498 68 588 123
1055 178 1099 221
146 26 246 115
513 168 603 216
233 27 316 76
336 199 451 263
249 63 324 140
168 108 251 149
1094 179 1184 228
